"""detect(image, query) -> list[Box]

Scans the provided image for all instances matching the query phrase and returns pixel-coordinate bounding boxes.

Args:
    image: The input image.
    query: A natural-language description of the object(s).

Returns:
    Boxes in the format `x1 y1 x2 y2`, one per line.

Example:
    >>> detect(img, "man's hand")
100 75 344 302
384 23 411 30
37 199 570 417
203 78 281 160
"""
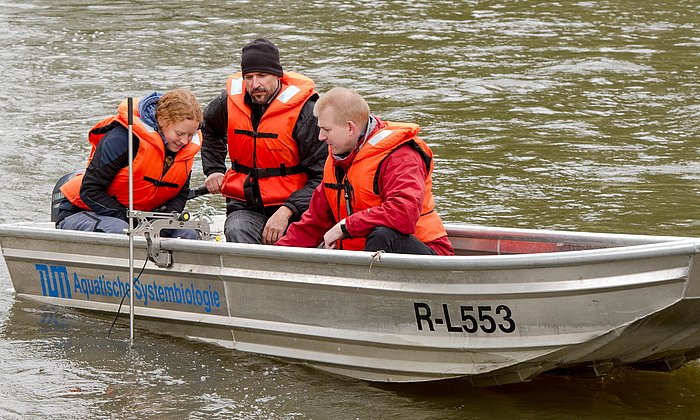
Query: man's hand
323 221 346 249
204 172 224 194
263 206 294 244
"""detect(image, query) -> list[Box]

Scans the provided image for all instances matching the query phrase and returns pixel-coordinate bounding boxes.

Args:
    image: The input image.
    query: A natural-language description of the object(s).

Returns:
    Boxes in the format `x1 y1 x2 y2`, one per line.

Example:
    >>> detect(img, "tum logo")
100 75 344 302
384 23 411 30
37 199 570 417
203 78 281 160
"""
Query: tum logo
35 264 72 299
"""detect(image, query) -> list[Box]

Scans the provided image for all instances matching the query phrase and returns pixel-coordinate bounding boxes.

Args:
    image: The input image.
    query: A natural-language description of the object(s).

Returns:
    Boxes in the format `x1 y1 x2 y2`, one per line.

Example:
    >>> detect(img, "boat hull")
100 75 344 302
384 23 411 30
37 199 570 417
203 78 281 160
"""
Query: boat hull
1 222 699 385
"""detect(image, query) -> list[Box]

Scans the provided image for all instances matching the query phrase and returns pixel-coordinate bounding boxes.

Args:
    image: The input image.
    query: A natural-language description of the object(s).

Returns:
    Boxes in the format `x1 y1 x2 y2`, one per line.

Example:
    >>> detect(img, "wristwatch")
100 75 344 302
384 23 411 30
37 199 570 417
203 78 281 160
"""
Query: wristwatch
340 219 350 238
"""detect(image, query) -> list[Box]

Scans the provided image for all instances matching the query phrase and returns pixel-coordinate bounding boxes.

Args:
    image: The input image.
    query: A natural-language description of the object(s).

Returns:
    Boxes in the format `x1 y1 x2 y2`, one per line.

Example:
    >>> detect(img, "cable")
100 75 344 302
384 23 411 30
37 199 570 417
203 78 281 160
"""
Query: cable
107 257 148 338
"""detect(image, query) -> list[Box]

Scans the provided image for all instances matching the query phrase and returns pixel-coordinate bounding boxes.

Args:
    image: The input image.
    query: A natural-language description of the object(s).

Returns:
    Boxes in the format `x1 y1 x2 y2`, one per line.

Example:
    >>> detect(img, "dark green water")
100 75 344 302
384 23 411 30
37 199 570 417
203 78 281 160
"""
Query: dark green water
0 1 698 418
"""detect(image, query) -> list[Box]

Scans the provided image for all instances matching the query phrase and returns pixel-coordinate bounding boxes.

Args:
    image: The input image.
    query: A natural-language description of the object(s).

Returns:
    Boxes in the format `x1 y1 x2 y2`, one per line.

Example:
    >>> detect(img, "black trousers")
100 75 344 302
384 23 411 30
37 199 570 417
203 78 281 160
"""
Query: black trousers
363 226 435 255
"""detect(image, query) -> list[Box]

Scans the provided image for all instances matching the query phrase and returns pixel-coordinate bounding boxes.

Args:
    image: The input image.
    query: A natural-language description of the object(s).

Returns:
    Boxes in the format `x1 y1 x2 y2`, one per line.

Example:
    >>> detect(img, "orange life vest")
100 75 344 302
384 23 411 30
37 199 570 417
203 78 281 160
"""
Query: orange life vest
60 98 201 211
323 122 448 251
220 71 316 206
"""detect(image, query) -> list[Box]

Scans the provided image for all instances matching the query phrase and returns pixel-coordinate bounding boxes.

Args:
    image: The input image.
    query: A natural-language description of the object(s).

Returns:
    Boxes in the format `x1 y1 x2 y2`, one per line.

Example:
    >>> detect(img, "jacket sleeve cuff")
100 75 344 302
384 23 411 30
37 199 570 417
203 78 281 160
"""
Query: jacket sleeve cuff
283 202 299 217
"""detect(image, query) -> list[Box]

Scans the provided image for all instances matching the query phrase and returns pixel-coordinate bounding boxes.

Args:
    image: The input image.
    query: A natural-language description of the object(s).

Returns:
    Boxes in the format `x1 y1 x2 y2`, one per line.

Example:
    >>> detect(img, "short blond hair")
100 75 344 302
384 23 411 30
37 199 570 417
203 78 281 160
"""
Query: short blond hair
156 88 203 127
314 87 370 126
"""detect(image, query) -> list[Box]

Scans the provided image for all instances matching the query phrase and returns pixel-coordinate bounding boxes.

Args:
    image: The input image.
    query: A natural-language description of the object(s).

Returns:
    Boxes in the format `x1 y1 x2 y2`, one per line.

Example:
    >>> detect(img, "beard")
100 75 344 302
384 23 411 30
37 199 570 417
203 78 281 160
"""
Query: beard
248 80 280 105
250 88 273 104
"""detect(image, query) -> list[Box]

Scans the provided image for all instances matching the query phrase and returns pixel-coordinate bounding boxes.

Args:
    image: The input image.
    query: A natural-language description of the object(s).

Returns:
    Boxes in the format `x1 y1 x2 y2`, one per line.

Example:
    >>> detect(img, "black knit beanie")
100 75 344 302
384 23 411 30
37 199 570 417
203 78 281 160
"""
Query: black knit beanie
241 38 283 77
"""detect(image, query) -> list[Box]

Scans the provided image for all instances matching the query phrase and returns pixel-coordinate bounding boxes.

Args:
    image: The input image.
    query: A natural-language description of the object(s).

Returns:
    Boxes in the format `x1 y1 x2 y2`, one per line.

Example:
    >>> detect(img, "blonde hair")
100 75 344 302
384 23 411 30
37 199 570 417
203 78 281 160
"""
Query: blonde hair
155 88 203 127
314 87 370 126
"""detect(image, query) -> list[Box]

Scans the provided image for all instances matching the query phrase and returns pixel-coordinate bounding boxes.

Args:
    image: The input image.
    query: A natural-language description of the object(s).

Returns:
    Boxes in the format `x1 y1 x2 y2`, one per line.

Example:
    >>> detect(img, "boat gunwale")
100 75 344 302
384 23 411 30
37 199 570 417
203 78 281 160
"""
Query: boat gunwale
0 222 698 271
444 223 698 245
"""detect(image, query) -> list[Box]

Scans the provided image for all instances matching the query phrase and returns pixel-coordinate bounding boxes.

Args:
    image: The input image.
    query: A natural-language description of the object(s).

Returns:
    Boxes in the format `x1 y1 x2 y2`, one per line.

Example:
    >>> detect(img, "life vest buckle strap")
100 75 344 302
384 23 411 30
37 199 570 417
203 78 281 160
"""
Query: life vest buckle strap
324 182 344 190
234 162 304 179
143 176 179 188
324 180 354 215
233 129 278 139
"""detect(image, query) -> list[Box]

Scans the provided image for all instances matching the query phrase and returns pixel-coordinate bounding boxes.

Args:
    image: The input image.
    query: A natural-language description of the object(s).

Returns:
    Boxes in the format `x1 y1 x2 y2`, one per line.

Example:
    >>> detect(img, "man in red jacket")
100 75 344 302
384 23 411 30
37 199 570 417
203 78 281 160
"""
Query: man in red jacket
276 87 453 255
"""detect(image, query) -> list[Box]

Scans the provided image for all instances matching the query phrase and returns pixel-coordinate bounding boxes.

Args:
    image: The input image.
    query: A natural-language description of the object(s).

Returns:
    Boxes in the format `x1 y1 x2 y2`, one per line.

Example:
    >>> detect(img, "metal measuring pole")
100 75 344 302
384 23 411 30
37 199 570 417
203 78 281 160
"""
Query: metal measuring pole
127 97 135 343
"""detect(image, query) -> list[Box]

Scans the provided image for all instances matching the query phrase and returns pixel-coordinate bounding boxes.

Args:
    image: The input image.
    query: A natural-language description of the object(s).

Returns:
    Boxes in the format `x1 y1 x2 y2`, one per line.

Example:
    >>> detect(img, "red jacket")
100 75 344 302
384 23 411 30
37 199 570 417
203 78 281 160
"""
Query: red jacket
277 118 453 255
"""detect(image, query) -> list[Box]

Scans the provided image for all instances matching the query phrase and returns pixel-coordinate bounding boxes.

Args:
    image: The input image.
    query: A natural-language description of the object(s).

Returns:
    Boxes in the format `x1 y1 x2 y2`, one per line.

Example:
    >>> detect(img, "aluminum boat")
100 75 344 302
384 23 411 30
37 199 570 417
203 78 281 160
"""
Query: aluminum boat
1 215 698 385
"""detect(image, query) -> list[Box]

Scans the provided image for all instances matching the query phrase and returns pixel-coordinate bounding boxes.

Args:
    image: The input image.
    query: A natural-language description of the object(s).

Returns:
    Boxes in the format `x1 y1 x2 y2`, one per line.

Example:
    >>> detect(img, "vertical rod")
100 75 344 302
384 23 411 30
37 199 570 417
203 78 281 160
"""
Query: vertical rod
127 97 135 344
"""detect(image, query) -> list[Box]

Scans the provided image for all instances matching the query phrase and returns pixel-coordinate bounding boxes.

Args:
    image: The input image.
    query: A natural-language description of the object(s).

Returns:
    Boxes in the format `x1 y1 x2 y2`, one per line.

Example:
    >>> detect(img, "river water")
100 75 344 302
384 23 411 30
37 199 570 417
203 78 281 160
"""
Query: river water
0 0 698 418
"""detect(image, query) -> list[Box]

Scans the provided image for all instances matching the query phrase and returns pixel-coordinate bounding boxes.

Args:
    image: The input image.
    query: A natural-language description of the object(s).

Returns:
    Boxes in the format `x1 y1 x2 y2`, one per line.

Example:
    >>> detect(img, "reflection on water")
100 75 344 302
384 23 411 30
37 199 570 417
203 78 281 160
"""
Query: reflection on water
1 296 699 419
0 0 698 418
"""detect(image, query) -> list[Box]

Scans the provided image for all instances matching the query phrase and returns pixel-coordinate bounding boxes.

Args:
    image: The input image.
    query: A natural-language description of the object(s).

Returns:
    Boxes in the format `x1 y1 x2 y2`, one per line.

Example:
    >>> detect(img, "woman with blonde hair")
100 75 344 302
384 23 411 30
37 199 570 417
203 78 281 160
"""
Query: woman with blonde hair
56 88 203 238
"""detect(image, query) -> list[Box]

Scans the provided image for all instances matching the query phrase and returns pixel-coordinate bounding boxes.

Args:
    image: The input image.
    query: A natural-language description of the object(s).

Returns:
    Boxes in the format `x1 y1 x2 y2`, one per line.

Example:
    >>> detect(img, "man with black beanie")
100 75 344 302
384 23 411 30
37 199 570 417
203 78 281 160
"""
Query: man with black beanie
201 38 327 245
